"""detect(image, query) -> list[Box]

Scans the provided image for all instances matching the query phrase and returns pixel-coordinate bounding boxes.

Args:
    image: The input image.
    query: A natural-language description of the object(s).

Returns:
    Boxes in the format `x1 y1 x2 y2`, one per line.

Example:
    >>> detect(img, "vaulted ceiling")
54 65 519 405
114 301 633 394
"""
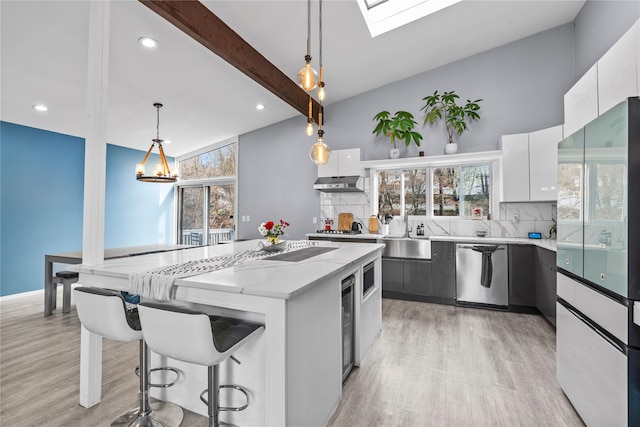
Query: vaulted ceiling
0 0 585 157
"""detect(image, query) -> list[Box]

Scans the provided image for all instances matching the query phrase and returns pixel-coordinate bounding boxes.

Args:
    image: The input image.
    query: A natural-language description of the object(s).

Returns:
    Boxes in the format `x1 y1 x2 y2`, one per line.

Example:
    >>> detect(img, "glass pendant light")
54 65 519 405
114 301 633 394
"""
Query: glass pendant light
309 0 330 166
297 0 318 91
310 110 331 165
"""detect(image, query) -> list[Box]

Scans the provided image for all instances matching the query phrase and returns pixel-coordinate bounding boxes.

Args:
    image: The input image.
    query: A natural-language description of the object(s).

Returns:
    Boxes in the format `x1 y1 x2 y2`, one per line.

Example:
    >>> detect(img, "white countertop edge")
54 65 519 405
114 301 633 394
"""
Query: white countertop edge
73 240 385 301
307 233 557 251
428 235 557 251
180 245 385 300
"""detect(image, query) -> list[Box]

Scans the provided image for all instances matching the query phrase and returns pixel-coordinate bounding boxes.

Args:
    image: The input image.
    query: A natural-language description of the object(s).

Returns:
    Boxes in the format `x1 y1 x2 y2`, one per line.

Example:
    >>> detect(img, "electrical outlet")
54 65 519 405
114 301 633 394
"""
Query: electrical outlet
241 216 246 222
246 215 250 222
313 217 317 224
513 214 520 223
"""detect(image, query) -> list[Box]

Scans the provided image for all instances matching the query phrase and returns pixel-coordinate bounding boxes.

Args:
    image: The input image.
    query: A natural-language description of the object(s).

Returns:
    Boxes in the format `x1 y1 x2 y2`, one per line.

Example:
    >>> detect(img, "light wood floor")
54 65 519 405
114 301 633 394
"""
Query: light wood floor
0 292 583 426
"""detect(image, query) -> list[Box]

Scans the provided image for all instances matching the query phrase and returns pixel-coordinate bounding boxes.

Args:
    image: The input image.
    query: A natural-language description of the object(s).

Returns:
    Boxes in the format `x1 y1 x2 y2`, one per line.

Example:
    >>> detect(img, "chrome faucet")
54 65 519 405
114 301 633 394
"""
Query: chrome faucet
404 209 411 238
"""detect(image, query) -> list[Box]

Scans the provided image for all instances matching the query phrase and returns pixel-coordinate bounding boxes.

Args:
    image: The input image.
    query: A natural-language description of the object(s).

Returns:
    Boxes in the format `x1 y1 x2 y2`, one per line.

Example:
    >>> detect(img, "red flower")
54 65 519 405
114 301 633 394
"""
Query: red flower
265 221 274 230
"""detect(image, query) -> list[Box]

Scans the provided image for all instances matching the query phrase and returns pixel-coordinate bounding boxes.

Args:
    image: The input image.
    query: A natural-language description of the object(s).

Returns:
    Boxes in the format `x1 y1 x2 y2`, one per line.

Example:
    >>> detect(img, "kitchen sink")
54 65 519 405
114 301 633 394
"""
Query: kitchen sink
378 237 431 259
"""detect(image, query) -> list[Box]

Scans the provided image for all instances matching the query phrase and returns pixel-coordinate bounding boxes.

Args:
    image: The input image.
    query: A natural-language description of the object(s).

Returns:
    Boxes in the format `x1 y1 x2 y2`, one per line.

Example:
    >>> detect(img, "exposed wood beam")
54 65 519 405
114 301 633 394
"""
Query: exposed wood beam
139 0 322 124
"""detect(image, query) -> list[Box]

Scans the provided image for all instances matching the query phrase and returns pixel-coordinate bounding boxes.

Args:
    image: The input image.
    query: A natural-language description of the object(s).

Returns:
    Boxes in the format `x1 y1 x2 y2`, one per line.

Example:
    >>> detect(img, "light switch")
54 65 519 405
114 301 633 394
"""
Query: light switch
246 215 250 222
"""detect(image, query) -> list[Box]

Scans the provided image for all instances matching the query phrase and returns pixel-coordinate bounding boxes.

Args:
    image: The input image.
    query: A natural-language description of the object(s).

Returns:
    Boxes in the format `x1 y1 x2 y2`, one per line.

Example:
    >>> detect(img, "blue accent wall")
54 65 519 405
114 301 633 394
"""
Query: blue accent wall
105 144 174 248
0 121 174 297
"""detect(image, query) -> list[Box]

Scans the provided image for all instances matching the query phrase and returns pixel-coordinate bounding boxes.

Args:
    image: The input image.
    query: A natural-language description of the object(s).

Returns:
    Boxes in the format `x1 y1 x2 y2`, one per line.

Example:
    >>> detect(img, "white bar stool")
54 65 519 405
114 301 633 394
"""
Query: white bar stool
138 302 264 427
74 287 184 427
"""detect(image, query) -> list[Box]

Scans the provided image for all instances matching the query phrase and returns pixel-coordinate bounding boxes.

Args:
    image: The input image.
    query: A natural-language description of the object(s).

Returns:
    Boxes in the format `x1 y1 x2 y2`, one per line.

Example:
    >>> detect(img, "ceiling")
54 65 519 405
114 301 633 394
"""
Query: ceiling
0 0 585 157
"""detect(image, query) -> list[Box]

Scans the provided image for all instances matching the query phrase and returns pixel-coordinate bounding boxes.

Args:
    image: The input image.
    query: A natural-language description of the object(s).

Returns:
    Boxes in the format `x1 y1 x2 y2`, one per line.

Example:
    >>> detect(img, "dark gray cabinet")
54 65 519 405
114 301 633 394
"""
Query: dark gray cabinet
382 258 404 292
381 241 455 303
536 247 557 326
431 241 456 301
382 258 432 296
508 245 536 307
403 259 432 296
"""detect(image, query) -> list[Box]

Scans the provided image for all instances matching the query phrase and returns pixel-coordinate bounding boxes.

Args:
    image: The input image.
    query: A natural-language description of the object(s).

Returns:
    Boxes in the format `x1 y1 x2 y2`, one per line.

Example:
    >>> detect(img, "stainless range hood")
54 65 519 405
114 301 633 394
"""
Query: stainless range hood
313 176 364 192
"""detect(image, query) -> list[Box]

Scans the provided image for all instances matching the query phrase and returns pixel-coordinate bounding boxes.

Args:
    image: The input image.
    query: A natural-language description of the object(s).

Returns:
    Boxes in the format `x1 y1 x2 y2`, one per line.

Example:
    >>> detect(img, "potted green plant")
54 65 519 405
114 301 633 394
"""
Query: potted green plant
372 110 423 159
420 90 482 154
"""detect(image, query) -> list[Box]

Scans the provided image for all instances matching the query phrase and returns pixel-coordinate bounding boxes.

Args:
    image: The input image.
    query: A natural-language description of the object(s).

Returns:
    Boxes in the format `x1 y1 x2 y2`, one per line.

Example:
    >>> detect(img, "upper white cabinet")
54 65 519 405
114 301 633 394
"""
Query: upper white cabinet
318 148 362 177
501 133 530 201
564 19 640 135
598 21 639 114
501 125 563 202
528 125 563 201
564 64 599 137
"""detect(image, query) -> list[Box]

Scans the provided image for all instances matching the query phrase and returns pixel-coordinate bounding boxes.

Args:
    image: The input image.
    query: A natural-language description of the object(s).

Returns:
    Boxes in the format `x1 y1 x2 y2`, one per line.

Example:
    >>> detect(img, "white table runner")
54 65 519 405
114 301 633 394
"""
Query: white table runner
129 240 319 300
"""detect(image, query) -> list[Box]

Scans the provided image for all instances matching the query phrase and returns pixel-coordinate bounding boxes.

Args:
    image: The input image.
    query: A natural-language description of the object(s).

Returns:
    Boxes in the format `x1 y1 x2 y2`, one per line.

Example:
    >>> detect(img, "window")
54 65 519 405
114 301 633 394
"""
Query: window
179 143 236 179
176 141 237 245
376 161 493 219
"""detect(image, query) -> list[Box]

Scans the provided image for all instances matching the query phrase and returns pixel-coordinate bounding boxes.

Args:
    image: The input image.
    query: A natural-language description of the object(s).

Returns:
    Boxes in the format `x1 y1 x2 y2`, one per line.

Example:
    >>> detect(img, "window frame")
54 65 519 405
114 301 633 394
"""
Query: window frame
173 137 238 244
366 151 501 220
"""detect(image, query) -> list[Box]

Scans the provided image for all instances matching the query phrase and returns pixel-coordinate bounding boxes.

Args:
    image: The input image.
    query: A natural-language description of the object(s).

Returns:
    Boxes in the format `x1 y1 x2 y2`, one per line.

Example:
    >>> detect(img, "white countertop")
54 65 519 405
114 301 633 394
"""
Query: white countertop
73 240 384 300
306 233 557 252
428 235 557 251
307 233 380 240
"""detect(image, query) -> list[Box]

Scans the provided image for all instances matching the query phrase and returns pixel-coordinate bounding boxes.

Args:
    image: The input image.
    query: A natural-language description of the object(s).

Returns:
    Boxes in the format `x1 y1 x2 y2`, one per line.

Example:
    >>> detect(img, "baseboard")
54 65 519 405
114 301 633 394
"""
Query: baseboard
0 283 80 302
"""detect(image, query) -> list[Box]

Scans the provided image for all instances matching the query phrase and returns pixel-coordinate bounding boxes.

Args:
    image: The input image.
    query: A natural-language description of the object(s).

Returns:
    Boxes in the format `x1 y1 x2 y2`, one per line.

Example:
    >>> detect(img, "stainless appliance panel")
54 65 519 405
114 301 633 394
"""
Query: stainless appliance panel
341 275 355 381
363 261 375 297
456 244 508 306
556 302 628 427
557 272 628 344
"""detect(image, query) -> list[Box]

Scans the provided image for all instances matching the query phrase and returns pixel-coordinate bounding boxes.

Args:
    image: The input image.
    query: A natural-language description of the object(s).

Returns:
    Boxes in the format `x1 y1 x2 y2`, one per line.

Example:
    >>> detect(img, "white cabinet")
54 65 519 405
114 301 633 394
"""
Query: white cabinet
501 125 563 202
598 21 639 114
318 148 362 177
564 64 599 137
564 19 640 135
528 125 563 201
501 133 530 201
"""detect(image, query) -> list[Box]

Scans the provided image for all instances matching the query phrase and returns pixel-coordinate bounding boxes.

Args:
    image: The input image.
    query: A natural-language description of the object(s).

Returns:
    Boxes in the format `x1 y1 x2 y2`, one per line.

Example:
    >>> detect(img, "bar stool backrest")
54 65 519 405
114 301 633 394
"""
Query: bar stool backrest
74 287 143 342
138 303 224 367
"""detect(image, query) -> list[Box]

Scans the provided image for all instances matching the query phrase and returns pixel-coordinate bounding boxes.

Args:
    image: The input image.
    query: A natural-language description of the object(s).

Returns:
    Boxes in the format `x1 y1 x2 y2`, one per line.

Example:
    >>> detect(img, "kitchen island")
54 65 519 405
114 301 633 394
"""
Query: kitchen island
72 239 384 426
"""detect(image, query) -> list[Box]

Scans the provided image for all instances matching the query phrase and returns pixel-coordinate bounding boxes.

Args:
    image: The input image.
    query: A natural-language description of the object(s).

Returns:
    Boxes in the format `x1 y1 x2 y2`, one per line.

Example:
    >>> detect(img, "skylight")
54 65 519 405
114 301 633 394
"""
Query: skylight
357 0 463 37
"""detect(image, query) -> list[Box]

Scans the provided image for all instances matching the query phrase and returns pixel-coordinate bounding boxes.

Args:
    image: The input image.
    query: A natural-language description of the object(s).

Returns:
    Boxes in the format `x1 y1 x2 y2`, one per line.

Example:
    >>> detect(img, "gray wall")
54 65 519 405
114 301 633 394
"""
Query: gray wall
237 1 638 240
573 0 640 79
237 118 321 240
325 23 575 159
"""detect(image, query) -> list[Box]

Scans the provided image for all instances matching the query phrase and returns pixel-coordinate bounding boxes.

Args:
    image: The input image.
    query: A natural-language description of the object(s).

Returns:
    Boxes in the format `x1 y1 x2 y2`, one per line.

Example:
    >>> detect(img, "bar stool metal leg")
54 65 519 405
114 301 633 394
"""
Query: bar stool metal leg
209 365 220 427
111 341 183 427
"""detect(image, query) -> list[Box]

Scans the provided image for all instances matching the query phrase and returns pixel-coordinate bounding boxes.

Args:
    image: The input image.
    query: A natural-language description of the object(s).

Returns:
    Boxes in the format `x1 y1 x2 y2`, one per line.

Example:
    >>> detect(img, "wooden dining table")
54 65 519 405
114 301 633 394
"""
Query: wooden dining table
44 243 194 316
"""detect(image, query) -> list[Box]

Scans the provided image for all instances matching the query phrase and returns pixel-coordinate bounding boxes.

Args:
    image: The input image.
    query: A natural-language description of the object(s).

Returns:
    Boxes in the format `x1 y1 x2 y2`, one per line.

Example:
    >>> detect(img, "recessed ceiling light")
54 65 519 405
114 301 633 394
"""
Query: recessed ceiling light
164 140 171 144
32 104 48 112
138 37 158 48
256 104 265 110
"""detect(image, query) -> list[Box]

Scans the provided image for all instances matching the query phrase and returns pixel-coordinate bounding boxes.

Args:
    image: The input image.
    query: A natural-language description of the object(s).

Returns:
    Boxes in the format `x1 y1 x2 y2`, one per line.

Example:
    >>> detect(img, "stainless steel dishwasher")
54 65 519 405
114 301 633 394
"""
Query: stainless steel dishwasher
455 243 508 307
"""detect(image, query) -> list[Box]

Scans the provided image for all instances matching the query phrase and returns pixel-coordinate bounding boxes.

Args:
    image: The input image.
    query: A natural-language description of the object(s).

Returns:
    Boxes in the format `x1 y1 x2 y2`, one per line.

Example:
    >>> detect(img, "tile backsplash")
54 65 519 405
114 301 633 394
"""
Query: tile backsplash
320 195 557 239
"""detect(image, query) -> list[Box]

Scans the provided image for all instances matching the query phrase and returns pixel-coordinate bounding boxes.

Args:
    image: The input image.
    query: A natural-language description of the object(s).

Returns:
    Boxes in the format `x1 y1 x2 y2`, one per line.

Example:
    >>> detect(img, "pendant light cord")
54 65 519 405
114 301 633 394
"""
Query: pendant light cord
319 0 322 67
306 0 311 56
